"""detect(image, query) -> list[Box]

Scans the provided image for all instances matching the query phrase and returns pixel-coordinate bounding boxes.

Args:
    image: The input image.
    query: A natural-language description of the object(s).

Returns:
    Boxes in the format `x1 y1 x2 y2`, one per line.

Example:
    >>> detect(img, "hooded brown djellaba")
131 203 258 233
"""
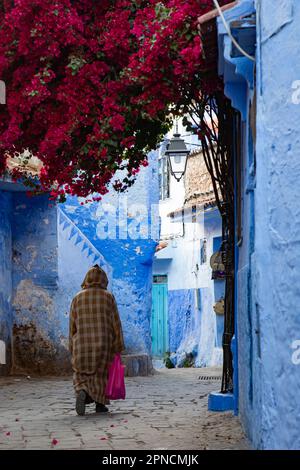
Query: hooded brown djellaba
69 265 125 415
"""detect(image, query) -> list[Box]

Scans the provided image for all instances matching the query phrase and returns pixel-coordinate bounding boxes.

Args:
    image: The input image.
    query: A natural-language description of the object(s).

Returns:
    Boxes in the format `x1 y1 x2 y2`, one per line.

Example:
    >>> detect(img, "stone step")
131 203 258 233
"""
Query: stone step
122 354 153 377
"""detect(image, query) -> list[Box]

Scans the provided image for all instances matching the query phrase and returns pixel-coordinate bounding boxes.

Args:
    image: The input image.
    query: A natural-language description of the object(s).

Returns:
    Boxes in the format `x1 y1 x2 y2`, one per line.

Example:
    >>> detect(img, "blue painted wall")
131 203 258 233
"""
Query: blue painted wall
0 192 13 374
214 282 225 349
218 0 300 449
168 285 223 368
168 287 221 368
0 184 119 375
54 207 113 355
216 0 256 434
154 208 224 367
0 150 158 374
61 150 159 356
168 289 196 354
251 0 300 449
0 186 72 374
10 192 69 374
213 236 225 349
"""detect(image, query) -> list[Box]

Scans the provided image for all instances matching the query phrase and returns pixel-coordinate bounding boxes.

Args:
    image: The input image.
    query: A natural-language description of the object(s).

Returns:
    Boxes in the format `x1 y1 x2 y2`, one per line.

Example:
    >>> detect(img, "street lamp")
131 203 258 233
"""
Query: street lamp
165 131 190 182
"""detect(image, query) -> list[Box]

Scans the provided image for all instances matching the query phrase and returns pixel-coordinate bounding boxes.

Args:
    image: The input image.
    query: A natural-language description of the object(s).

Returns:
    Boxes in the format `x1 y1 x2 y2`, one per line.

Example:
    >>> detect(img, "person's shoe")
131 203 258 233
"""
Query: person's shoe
85 394 94 405
76 390 87 416
95 403 109 413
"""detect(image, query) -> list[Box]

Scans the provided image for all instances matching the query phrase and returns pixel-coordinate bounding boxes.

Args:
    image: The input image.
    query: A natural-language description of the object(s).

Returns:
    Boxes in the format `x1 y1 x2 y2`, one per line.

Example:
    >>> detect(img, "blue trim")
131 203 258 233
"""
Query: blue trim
0 177 37 192
213 235 223 253
217 0 255 121
208 392 234 412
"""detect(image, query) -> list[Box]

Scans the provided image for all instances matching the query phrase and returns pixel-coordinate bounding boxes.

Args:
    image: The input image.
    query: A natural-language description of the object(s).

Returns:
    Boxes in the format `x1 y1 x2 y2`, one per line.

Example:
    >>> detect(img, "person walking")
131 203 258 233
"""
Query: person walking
69 265 125 416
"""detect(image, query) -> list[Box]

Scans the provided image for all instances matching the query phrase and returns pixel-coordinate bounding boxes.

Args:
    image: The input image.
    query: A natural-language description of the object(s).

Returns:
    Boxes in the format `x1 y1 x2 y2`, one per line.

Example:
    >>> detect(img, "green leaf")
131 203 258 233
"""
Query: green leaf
107 140 118 148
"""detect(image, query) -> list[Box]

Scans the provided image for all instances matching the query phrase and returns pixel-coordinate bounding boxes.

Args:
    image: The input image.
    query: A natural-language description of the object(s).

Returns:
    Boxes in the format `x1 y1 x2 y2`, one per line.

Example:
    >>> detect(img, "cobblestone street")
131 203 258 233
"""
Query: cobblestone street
0 368 249 450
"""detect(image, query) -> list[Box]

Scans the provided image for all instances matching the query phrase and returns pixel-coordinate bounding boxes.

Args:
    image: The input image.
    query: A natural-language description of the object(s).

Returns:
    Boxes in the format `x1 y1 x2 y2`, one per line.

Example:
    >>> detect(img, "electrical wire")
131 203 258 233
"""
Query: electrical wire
212 0 256 62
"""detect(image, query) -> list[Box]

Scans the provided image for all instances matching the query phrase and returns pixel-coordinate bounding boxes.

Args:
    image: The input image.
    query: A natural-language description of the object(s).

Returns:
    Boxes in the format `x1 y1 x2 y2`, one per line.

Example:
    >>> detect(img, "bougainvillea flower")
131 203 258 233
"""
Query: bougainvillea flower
0 0 230 201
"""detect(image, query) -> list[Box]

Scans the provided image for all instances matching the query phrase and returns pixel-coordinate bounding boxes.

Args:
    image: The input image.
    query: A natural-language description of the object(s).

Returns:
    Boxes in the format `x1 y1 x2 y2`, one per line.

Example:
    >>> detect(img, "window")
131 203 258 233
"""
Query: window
153 275 168 285
159 156 170 200
192 205 197 223
200 238 207 265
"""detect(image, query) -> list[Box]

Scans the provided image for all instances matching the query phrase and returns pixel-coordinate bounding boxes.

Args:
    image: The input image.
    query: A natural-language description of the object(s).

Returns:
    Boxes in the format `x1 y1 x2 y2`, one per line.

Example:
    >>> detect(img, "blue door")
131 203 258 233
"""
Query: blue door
151 276 168 358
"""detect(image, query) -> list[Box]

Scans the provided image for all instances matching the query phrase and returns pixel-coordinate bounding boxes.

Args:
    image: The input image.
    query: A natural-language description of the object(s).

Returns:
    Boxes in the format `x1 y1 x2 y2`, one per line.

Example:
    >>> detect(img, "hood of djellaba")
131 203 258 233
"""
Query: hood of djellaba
81 265 108 290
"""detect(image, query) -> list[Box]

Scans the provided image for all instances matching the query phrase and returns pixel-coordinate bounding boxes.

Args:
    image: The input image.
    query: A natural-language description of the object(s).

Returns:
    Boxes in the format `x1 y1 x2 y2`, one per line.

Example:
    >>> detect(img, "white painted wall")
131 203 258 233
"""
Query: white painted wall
155 208 221 291
154 119 224 367
159 120 201 241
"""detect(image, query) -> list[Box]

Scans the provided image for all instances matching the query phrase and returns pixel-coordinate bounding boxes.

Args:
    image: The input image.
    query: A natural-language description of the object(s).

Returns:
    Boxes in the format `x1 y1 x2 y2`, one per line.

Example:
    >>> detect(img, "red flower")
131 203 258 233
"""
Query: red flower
109 114 126 132
0 0 231 200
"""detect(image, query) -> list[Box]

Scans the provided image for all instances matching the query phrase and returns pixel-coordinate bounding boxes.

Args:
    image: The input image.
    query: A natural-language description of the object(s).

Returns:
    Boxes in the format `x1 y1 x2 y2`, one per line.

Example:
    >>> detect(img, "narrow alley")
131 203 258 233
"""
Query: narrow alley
2 0 300 453
0 368 248 450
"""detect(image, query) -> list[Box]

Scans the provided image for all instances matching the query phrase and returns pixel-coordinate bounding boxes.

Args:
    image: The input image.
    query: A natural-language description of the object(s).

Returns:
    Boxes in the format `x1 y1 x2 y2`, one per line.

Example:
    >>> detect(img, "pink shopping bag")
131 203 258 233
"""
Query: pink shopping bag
105 353 126 400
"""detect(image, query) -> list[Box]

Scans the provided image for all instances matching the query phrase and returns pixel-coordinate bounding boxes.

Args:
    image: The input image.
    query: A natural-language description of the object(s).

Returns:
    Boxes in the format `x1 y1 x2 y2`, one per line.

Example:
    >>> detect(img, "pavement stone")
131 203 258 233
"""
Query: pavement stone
0 368 250 450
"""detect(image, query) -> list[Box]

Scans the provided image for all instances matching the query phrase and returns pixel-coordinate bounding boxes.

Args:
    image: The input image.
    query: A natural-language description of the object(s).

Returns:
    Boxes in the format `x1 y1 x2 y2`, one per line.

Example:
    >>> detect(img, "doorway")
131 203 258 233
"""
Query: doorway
151 275 169 358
